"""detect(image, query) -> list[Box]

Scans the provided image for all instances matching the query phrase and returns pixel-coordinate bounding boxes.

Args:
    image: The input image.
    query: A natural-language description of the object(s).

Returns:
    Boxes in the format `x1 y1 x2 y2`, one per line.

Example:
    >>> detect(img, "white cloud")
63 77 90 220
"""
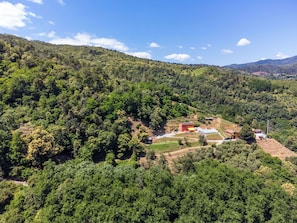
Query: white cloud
28 11 41 19
164 53 191 62
57 0 65 5
221 49 233 54
127 51 152 59
48 31 56 38
178 45 183 49
92 38 128 51
197 56 203 60
49 21 55 25
28 0 43 4
237 38 251 46
201 44 211 50
39 31 56 38
190 46 196 50
0 2 29 29
149 42 160 48
276 52 289 59
50 33 129 51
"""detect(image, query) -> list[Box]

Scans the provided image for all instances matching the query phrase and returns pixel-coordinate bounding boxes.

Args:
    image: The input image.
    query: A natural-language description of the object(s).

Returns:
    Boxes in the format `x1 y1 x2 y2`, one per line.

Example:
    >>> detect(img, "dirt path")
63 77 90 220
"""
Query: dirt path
257 138 297 160
139 146 207 172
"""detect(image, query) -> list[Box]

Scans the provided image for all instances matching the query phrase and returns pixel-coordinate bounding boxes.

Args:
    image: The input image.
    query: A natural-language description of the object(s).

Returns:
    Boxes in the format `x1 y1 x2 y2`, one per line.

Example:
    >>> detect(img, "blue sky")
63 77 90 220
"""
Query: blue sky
0 0 297 66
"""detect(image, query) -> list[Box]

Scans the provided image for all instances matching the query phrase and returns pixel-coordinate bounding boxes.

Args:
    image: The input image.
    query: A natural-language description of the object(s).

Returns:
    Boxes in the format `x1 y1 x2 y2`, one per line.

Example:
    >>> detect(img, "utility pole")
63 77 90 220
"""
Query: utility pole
266 120 269 135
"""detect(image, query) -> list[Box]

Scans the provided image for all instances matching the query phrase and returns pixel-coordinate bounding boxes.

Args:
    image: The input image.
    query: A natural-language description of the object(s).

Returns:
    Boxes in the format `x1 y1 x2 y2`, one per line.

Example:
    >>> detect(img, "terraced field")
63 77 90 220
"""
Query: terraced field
257 138 297 160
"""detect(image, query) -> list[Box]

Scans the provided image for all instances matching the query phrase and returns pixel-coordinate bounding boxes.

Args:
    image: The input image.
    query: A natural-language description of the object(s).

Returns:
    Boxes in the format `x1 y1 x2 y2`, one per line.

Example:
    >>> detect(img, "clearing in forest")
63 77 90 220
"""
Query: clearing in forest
257 138 297 160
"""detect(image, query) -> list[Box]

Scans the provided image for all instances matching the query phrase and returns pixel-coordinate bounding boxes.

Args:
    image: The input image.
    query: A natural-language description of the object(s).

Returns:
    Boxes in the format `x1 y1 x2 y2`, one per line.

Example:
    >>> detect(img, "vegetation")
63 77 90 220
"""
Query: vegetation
2 34 297 221
239 123 256 143
2 141 297 222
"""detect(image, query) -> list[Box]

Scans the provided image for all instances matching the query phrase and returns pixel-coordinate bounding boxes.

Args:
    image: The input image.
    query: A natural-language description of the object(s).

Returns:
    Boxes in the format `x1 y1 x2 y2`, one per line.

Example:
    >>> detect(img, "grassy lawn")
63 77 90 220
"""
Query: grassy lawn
147 140 202 153
154 137 180 143
148 141 180 152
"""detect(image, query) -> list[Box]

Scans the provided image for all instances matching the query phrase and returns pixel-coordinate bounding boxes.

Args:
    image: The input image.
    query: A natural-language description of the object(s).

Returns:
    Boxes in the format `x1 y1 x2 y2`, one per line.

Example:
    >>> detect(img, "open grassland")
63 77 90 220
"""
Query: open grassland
148 141 180 152
148 140 201 153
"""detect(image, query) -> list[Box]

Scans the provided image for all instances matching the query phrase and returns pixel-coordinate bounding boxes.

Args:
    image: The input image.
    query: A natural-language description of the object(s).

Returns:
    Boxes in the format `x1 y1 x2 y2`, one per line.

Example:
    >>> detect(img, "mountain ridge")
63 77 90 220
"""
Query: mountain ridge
225 55 297 78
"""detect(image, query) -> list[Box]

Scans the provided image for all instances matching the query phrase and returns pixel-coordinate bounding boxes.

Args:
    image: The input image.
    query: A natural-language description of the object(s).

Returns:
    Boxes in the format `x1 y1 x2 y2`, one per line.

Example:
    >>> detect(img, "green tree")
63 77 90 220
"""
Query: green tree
117 133 131 158
105 151 117 166
9 131 27 166
239 123 255 143
149 107 164 130
0 125 12 175
128 137 144 156
199 135 207 146
22 128 62 166
145 149 156 161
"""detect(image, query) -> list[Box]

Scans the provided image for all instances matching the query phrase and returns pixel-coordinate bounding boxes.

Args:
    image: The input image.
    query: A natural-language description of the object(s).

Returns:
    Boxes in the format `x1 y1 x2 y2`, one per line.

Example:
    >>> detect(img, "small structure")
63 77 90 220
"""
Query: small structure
197 127 218 135
225 129 239 139
179 122 195 132
252 129 267 140
144 137 153 144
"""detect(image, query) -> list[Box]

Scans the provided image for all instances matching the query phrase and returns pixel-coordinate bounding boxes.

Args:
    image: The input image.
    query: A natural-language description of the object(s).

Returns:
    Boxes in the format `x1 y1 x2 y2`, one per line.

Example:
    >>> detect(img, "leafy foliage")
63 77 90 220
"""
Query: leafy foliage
1 155 297 222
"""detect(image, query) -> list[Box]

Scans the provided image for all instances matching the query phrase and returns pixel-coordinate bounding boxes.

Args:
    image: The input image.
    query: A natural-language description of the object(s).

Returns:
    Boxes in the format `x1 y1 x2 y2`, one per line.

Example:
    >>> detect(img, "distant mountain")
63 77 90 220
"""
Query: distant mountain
225 56 297 79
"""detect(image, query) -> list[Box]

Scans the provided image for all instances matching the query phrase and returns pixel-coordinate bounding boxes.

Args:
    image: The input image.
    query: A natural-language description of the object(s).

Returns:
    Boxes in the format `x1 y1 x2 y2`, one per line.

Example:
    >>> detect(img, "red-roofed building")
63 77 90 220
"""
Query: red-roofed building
179 122 195 132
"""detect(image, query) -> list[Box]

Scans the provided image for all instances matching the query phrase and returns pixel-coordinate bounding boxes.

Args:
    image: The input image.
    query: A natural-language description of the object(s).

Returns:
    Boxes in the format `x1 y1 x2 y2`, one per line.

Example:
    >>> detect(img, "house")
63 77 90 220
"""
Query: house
179 122 195 132
253 129 267 140
225 129 239 139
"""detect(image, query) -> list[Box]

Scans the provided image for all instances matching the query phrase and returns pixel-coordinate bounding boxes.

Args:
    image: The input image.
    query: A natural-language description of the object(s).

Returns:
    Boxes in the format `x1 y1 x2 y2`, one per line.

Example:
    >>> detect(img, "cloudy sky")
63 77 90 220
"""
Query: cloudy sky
0 0 296 66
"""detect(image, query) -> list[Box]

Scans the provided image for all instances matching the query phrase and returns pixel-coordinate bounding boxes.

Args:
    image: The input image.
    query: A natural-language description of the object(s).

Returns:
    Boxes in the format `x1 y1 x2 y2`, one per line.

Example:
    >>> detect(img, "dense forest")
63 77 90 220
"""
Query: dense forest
2 34 297 221
3 141 297 222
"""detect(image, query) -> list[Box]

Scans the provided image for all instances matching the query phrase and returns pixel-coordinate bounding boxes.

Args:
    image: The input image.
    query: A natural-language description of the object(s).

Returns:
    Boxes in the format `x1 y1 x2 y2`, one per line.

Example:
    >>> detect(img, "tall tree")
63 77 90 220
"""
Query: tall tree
239 123 256 143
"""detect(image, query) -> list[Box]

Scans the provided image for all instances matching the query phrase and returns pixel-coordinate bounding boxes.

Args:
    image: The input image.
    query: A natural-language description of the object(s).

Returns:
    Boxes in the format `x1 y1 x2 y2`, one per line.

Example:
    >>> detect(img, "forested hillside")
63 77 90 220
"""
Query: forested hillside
2 34 297 173
2 34 297 222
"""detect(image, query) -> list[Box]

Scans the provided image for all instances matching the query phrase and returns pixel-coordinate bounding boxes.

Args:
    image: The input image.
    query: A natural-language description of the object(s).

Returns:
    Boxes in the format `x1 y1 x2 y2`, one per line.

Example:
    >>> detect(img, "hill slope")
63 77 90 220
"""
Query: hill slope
1 34 297 176
226 56 297 78
3 34 297 223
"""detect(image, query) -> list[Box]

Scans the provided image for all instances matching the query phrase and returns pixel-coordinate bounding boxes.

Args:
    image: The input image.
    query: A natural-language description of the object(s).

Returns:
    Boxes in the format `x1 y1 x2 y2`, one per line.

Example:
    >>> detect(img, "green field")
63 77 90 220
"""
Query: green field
148 141 180 152
148 140 202 152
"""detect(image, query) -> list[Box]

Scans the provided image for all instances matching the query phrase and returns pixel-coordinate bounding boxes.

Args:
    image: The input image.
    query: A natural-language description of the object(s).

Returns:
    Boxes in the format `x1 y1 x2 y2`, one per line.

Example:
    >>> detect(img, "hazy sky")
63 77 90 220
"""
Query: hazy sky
1 0 297 66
